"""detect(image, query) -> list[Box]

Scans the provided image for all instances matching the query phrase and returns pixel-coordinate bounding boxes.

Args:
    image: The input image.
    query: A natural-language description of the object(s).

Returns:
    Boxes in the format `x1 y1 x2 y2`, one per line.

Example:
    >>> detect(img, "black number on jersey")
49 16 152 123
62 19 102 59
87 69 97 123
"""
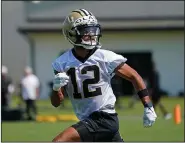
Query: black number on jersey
67 68 82 99
67 65 102 99
81 65 102 98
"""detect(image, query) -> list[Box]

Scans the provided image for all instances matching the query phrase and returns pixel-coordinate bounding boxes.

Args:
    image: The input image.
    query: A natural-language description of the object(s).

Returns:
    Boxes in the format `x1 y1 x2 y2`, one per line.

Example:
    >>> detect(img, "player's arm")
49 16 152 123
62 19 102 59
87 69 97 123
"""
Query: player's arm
115 63 157 128
106 50 156 127
50 87 65 107
50 70 69 108
114 63 151 107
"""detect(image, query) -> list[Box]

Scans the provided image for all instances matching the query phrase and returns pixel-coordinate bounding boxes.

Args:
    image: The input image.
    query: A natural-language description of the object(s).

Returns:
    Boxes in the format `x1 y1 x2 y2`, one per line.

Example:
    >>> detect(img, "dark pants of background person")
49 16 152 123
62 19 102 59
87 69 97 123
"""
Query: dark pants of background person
25 99 37 120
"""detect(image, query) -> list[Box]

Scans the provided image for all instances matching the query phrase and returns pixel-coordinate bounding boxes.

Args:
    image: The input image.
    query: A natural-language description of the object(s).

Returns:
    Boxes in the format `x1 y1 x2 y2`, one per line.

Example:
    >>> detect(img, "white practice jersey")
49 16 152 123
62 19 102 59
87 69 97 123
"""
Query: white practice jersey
52 48 127 120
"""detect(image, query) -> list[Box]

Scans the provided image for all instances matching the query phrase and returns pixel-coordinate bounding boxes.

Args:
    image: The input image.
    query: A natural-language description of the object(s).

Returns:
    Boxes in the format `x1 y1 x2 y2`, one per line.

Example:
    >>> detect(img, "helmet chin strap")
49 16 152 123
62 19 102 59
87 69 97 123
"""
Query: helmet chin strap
82 44 102 49
81 39 96 49
81 39 102 49
67 37 102 49
82 45 96 49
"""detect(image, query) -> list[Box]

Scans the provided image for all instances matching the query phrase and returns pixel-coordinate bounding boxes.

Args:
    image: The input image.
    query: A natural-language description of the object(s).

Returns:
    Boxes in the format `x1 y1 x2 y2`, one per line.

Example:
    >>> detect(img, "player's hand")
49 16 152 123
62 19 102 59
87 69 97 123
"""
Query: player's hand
53 73 69 91
143 106 157 127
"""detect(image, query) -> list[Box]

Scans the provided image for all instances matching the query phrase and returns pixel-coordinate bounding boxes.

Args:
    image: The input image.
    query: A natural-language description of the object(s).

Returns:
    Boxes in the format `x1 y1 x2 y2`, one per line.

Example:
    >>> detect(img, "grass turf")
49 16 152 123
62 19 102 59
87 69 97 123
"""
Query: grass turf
2 96 184 142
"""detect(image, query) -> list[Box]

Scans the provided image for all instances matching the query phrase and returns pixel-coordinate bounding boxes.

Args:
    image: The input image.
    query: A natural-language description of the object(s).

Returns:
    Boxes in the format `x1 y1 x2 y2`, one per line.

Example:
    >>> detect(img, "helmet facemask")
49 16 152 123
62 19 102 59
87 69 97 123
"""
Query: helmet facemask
74 24 102 49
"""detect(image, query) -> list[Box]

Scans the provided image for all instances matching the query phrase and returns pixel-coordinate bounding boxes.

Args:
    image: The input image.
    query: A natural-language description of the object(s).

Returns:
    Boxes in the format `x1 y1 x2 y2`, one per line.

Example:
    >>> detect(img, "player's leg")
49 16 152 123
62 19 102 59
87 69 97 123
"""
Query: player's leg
112 131 124 142
52 126 81 142
53 111 122 142
91 111 121 142
52 120 94 142
158 102 172 119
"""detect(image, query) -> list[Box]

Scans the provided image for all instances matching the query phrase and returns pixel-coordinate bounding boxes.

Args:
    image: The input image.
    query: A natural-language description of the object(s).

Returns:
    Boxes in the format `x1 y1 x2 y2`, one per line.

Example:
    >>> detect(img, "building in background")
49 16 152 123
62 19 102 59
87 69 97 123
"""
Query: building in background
2 1 184 98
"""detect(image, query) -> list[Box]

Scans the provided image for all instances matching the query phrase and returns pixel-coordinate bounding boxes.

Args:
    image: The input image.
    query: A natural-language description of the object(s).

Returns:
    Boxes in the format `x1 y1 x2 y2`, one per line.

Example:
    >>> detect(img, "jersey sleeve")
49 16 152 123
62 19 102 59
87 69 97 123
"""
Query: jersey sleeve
105 50 127 74
52 60 65 75
51 50 70 75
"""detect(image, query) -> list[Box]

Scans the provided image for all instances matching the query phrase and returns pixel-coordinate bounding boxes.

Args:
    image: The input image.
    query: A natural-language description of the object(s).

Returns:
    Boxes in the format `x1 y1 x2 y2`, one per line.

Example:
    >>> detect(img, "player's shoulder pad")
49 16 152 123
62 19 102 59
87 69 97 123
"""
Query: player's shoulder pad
98 49 116 54
96 49 119 60
53 49 73 64
56 50 71 62
52 49 71 72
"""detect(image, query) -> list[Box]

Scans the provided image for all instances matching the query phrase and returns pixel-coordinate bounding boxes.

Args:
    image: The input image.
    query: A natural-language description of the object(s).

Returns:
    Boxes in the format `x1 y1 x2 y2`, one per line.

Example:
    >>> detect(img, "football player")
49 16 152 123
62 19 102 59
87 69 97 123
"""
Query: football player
51 9 157 142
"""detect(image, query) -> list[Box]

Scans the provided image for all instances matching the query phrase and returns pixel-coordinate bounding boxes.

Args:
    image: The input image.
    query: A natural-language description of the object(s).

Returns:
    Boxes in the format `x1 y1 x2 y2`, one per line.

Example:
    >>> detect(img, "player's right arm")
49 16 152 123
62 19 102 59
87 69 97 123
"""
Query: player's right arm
50 69 69 107
50 86 65 107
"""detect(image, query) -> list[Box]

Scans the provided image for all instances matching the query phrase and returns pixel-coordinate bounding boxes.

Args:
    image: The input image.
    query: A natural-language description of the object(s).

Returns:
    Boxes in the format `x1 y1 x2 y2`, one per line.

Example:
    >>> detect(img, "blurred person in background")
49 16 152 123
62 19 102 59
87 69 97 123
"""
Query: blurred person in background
20 66 40 120
1 65 15 110
50 9 157 142
148 61 171 120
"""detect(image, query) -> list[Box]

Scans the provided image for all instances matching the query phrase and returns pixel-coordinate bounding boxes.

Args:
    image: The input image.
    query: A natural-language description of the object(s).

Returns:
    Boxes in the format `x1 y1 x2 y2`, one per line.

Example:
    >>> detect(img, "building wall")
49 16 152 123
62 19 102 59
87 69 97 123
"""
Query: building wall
2 1 184 91
27 1 184 19
29 31 184 98
2 1 30 83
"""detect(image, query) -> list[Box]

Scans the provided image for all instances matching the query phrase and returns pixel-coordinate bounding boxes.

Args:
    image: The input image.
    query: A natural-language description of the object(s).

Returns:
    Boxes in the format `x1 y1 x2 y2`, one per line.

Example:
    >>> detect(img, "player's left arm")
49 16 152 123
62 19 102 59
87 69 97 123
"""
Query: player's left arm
104 49 151 105
114 63 157 127
114 63 151 106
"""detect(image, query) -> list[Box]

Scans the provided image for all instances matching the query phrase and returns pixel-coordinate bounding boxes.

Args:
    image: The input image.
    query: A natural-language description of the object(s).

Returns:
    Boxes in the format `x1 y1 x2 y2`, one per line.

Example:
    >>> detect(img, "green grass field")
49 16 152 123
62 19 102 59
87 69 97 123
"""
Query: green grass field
2 96 184 142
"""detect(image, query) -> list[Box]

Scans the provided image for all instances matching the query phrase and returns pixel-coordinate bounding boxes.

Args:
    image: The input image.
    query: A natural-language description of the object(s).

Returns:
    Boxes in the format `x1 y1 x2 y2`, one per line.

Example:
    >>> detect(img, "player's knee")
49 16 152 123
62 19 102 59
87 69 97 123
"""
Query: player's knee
52 134 77 142
52 137 76 142
52 135 65 142
52 137 60 142
52 138 57 142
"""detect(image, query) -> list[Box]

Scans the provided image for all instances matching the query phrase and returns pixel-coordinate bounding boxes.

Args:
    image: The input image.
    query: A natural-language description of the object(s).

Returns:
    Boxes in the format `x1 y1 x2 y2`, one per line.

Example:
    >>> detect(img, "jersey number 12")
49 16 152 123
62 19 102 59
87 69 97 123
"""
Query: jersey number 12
67 65 102 99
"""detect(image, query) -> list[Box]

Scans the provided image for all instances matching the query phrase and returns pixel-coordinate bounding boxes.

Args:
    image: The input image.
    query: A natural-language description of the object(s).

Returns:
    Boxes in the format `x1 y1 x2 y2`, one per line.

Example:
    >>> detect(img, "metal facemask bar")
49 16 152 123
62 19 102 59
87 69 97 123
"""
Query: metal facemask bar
74 24 102 47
